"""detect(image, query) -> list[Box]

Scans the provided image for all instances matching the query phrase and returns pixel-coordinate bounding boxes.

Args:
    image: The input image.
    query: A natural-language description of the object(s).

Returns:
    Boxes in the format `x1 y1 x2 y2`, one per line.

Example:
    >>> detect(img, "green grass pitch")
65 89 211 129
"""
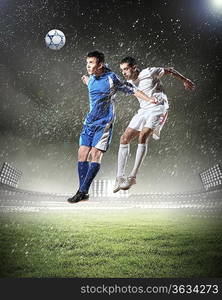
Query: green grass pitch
0 209 222 278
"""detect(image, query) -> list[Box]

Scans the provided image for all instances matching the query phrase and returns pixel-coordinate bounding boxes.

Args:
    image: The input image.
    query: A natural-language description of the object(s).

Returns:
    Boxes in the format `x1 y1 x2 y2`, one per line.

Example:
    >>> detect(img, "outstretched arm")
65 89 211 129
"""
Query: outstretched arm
164 67 196 91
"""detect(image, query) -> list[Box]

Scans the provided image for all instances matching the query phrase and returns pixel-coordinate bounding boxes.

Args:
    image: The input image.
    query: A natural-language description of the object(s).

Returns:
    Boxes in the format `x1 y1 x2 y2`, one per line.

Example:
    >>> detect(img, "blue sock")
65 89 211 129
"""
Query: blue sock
78 161 89 188
80 162 100 193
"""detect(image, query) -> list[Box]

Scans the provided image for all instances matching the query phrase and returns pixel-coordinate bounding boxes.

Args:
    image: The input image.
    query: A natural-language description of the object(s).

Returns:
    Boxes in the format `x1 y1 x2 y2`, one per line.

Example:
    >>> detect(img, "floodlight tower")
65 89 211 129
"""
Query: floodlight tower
199 164 222 191
0 162 23 188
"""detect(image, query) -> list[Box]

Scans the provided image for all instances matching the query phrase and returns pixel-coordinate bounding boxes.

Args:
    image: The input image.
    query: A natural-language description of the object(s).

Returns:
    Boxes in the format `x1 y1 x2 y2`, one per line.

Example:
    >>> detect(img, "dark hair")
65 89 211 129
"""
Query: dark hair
120 56 136 67
87 51 105 63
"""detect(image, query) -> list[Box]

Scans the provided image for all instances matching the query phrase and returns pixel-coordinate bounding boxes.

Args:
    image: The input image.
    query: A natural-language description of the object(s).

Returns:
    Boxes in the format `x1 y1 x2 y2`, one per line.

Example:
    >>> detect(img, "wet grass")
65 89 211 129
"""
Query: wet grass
0 209 221 278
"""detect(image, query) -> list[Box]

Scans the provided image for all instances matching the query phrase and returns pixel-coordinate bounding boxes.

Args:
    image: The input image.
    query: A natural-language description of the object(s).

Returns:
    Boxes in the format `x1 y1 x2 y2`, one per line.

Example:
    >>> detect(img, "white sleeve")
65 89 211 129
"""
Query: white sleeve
147 67 165 79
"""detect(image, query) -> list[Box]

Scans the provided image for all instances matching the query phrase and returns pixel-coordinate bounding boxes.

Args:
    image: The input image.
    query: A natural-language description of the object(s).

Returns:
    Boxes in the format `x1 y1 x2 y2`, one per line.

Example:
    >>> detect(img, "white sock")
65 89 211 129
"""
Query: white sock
116 144 130 177
130 143 147 178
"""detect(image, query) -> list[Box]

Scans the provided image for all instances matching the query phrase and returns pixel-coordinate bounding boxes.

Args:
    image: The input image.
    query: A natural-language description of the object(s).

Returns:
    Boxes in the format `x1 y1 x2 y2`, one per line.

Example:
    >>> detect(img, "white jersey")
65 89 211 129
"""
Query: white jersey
128 67 169 110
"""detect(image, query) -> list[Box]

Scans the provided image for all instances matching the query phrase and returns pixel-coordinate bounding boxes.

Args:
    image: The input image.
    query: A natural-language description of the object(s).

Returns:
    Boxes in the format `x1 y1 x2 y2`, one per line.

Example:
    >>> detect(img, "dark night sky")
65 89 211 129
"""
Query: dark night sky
0 0 221 193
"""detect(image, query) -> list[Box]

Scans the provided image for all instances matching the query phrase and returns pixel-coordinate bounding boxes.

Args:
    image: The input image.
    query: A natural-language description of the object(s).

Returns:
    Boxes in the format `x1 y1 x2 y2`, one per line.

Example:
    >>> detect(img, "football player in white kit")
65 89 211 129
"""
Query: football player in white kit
113 56 196 192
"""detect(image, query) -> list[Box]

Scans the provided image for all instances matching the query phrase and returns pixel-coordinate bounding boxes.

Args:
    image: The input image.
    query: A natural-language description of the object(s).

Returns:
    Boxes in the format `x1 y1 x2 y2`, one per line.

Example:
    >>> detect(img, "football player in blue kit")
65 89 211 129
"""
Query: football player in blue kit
67 51 156 203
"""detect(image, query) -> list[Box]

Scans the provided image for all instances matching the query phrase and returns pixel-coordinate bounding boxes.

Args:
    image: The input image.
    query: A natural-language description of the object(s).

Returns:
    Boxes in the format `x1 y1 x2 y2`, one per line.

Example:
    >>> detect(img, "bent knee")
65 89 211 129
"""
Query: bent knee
120 134 130 144
139 129 153 143
120 135 126 144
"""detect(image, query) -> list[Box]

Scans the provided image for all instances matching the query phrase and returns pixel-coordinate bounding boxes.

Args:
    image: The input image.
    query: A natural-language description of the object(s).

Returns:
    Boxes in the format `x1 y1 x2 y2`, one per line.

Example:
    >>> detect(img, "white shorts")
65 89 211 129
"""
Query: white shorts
128 105 168 131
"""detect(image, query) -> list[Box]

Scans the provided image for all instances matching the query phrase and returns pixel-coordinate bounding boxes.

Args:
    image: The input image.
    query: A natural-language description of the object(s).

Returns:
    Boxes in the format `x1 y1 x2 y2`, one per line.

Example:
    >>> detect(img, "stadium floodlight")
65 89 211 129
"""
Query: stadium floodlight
91 179 129 197
0 162 22 188
199 164 222 191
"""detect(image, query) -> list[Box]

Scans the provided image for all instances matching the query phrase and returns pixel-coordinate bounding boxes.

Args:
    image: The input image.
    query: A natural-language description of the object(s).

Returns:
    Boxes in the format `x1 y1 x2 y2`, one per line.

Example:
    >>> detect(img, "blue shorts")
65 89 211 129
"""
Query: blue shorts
79 122 113 152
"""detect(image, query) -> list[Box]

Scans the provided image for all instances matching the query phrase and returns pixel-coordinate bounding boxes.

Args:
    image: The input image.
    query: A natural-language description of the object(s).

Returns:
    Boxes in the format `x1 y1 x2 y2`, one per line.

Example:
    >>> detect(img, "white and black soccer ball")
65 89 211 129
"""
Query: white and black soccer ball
45 29 66 50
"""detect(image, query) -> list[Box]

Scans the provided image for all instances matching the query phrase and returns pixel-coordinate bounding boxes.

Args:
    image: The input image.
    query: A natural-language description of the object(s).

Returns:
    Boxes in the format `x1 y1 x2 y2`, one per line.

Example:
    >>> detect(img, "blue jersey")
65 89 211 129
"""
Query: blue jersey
84 70 135 126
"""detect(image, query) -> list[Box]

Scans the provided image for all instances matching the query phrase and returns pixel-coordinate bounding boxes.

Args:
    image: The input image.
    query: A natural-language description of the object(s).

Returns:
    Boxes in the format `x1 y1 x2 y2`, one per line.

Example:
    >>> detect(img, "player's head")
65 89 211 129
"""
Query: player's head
86 51 105 75
120 56 138 80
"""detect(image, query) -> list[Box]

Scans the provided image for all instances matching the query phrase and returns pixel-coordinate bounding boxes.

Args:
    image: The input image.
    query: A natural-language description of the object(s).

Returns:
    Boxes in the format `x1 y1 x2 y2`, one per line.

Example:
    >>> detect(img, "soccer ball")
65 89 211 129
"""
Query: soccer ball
45 29 66 50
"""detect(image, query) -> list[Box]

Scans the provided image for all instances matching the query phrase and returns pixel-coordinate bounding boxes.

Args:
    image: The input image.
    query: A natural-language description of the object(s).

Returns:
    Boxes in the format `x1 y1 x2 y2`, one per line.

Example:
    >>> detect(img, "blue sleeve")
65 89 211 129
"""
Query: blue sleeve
112 73 135 95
